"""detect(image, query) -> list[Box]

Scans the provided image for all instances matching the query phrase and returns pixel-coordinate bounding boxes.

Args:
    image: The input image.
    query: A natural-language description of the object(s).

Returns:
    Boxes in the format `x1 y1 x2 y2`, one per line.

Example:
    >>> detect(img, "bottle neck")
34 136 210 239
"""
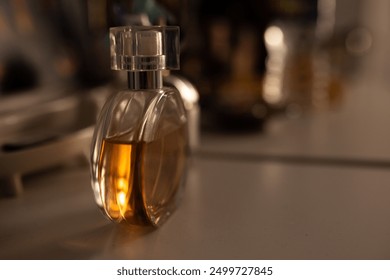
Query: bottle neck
127 71 163 90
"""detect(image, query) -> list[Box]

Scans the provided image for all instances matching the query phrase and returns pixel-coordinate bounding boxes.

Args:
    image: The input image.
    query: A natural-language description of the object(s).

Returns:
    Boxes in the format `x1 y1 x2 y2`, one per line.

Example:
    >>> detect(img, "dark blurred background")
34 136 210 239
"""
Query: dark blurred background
0 0 382 122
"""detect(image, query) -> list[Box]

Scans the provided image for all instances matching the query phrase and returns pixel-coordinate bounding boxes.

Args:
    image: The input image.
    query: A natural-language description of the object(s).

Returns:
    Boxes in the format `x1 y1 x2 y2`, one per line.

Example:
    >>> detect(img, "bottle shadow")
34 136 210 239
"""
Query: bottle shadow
41 222 156 259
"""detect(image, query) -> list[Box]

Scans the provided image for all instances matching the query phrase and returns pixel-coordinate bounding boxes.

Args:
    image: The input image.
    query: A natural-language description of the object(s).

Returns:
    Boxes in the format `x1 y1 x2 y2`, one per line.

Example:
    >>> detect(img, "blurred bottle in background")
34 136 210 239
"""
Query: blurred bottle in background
262 0 371 117
263 0 337 116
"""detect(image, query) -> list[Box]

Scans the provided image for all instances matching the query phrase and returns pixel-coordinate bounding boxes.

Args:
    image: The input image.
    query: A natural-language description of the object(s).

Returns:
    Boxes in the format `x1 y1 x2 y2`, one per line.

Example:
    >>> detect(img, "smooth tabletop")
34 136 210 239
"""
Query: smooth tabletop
1 155 390 259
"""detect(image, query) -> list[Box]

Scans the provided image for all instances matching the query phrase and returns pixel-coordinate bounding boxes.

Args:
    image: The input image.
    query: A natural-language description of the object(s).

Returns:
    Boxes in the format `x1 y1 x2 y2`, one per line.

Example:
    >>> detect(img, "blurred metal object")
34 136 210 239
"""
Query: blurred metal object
0 127 92 197
164 74 200 151
0 88 104 197
0 175 23 197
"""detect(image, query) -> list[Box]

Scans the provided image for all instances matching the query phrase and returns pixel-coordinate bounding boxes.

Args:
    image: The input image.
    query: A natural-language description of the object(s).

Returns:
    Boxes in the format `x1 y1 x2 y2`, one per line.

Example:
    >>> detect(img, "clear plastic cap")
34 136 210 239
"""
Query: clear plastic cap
110 26 180 71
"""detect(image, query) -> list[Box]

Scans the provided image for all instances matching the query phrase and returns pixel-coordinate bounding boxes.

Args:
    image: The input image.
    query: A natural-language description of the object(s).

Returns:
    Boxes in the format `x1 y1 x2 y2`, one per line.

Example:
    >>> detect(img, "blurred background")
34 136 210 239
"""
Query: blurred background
0 0 390 196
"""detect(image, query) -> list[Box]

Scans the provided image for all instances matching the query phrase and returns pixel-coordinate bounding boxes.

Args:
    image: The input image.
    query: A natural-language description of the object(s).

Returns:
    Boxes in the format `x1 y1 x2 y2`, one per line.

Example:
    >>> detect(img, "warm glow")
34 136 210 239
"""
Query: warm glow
99 138 134 220
264 26 284 47
117 191 127 207
117 177 127 191
114 145 132 216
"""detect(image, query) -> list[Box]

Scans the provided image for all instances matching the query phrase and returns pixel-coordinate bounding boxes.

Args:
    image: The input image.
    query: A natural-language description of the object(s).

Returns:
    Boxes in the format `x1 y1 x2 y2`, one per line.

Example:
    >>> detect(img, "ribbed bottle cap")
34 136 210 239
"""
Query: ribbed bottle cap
110 26 180 71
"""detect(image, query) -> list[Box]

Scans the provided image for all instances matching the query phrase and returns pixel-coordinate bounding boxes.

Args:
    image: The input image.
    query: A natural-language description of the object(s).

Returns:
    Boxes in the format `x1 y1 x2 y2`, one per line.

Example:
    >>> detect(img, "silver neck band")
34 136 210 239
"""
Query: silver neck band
127 71 163 90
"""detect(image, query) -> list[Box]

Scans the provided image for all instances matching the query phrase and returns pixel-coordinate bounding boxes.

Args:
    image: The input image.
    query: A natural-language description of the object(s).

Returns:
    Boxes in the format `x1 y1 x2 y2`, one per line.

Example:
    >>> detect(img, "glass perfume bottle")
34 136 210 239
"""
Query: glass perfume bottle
90 26 188 227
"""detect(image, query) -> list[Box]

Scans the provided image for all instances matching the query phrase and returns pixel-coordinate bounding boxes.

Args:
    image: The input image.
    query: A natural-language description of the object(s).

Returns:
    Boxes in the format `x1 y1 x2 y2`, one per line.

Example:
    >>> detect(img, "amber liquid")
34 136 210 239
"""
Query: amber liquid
97 125 187 226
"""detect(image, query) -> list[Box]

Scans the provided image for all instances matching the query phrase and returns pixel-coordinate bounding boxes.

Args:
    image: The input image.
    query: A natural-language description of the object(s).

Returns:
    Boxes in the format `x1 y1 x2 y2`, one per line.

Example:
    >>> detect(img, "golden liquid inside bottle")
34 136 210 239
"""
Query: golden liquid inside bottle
97 124 188 226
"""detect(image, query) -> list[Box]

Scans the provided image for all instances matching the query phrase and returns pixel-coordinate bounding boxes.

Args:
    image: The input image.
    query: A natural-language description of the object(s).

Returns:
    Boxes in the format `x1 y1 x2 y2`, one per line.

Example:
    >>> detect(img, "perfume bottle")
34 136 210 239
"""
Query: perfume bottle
90 26 188 227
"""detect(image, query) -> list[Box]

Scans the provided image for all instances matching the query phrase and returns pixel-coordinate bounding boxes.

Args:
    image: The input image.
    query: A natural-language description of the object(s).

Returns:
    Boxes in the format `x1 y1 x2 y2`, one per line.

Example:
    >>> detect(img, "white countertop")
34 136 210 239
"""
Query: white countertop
1 154 390 259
